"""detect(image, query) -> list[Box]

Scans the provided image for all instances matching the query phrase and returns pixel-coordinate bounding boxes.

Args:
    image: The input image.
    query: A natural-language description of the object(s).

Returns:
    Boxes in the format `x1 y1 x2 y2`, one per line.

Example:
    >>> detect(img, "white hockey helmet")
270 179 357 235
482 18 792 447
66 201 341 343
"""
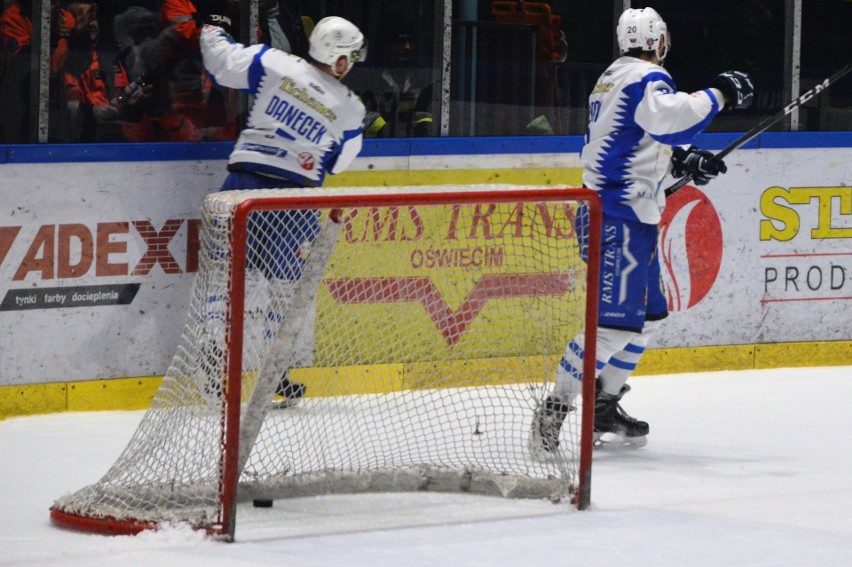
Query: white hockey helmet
617 7 670 61
309 16 367 75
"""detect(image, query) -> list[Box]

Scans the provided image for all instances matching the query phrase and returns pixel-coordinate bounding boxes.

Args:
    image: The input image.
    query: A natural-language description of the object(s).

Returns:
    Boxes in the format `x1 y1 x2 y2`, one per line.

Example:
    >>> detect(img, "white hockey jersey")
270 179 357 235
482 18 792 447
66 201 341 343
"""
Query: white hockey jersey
581 56 725 224
200 26 366 186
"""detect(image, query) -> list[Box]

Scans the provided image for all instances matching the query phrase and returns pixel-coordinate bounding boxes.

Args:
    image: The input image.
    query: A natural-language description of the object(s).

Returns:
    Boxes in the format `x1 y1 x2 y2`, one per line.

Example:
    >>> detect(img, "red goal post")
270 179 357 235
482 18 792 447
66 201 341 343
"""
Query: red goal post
51 185 601 541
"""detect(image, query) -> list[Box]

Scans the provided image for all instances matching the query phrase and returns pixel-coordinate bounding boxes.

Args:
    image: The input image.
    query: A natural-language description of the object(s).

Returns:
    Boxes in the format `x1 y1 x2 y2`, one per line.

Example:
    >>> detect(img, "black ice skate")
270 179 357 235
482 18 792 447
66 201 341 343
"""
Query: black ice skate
529 395 572 458
271 373 307 409
594 382 648 449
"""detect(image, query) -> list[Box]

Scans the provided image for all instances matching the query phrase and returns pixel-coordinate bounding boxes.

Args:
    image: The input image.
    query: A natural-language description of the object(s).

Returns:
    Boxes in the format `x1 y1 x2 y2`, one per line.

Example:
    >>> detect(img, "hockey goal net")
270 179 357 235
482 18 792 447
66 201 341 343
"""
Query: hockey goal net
50 185 601 540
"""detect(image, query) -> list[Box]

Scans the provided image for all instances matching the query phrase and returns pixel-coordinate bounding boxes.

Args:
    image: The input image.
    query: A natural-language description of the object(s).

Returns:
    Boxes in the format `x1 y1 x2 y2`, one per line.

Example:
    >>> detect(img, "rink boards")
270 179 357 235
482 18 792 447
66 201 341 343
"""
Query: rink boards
1 133 850 416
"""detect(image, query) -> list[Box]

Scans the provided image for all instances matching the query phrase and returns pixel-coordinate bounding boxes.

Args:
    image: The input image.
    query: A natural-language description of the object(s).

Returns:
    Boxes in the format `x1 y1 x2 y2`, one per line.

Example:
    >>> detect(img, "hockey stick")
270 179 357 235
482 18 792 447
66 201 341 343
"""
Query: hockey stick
665 61 852 197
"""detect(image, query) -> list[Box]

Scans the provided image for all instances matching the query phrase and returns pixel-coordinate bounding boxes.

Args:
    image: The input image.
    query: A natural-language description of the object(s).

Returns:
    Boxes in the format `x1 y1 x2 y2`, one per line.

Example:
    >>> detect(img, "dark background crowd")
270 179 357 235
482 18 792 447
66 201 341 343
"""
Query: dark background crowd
1 1 849 144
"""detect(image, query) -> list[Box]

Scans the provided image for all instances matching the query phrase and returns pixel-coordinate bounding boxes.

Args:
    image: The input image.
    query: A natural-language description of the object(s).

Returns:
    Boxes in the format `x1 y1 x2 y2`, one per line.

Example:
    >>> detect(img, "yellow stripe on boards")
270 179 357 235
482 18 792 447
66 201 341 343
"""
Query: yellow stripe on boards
327 169 584 188
290 364 405 397
2 342 850 420
66 376 162 413
755 341 852 369
0 382 67 419
635 345 756 375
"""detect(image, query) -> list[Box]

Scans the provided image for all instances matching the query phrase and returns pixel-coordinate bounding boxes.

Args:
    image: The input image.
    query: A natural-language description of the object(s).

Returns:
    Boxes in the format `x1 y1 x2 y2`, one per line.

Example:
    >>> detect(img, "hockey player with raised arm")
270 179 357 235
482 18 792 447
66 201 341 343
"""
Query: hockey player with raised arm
198 15 367 407
530 7 753 453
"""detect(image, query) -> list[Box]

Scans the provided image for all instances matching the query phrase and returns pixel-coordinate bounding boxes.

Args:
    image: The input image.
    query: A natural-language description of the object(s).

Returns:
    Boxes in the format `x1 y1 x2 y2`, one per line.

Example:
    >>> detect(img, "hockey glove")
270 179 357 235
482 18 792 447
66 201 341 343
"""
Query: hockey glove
195 13 233 36
713 70 754 110
194 0 234 36
671 146 727 186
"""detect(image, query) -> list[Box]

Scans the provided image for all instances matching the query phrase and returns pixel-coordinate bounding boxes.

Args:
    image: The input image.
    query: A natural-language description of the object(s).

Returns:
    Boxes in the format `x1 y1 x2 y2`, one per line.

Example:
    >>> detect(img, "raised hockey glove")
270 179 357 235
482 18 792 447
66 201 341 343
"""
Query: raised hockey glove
196 13 233 36
194 1 234 36
671 146 727 186
713 70 754 109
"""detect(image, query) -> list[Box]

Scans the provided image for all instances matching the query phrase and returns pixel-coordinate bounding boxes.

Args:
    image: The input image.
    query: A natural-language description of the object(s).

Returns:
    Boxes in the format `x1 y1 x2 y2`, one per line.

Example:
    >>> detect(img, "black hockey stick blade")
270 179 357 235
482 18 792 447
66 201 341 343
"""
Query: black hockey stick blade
665 61 852 197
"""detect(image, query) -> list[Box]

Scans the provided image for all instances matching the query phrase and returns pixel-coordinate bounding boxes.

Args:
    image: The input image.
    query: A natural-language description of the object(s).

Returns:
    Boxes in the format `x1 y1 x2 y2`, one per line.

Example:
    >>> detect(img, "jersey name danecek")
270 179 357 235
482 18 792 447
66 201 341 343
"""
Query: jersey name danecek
580 56 723 225
200 26 366 186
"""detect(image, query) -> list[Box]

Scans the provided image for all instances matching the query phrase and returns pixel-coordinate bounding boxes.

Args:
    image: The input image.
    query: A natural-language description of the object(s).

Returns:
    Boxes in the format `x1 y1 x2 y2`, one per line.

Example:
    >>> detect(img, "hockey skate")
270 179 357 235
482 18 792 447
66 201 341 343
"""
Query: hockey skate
593 383 648 450
529 395 572 459
270 372 307 409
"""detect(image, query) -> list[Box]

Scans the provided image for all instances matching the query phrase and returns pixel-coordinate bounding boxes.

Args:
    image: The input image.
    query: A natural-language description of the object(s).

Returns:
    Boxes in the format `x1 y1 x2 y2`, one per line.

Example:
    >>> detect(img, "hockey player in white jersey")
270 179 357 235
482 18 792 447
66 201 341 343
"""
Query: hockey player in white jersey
531 7 753 453
200 15 366 186
199 16 367 407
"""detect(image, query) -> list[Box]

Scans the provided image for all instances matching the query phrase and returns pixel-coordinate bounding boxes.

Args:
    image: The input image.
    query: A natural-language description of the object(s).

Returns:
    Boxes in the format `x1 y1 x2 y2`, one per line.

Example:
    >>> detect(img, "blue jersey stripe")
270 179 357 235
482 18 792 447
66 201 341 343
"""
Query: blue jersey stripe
594 81 645 186
246 45 270 96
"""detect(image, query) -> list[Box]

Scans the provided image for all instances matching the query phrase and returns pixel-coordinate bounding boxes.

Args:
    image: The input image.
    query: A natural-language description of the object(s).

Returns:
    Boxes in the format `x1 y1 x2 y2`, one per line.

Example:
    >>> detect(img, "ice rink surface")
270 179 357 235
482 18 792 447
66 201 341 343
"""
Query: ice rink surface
1 366 850 566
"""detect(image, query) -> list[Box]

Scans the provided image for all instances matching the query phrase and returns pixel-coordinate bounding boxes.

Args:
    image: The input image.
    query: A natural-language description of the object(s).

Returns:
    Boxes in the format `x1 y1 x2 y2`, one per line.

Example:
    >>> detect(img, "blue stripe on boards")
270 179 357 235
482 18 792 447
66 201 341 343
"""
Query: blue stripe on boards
1 133 848 164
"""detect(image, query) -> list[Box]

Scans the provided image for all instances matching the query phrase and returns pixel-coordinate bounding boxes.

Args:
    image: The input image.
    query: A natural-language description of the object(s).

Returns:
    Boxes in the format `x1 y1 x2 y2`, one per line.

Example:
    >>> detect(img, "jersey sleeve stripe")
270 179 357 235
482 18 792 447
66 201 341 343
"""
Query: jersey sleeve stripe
246 45 270 96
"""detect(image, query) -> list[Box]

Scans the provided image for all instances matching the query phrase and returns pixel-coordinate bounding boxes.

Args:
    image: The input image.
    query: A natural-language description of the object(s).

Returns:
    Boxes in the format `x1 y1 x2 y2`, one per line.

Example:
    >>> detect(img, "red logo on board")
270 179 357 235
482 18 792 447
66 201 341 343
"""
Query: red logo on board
660 186 724 311
324 272 580 346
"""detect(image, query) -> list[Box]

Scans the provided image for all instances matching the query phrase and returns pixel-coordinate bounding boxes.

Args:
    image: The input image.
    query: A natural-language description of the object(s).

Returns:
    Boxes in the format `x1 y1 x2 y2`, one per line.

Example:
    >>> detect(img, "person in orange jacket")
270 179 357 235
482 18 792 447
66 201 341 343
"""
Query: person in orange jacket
110 0 238 142
147 0 239 141
56 2 117 141
0 1 76 141
0 0 33 55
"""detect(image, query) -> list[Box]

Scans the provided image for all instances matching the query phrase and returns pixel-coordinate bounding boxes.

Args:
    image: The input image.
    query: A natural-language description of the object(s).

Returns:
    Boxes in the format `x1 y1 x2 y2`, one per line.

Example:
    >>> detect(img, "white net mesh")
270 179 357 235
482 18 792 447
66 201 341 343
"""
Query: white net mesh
51 185 595 537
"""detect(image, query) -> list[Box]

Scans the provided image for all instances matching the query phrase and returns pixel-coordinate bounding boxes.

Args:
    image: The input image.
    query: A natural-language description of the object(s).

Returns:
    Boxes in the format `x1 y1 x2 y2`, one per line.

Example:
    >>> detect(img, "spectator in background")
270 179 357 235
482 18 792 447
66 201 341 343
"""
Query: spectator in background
54 2 117 142
165 0 240 141
109 0 238 142
354 11 434 138
109 4 181 141
0 0 111 143
158 0 213 141
0 0 33 142
1 0 32 55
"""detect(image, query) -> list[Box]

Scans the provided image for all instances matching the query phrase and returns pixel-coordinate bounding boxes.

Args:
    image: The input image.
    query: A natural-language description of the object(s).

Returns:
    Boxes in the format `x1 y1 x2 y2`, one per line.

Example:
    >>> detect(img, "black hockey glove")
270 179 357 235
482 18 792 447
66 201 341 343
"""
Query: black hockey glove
713 70 754 110
671 146 727 186
195 13 233 36
194 1 234 36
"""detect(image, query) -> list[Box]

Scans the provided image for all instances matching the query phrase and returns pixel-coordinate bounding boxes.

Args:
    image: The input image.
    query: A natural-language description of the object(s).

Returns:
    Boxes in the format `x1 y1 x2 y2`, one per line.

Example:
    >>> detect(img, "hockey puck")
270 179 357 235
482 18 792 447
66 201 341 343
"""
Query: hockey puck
253 498 273 508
